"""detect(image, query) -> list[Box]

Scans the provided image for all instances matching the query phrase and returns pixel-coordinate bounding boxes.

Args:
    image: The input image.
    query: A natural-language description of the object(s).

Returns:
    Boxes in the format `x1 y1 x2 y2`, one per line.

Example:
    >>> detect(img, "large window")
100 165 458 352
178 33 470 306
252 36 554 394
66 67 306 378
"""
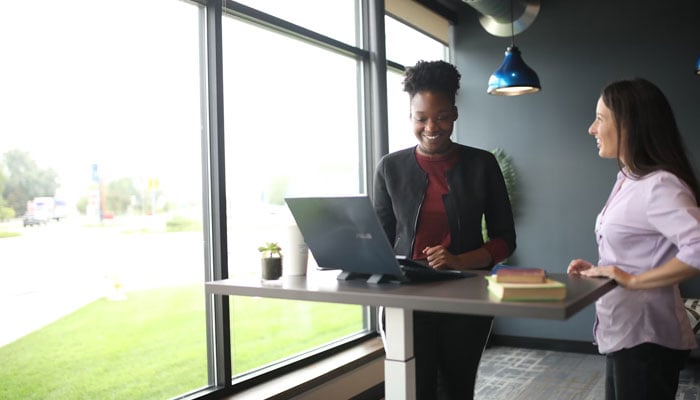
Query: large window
385 15 449 152
0 1 208 399
216 2 449 381
222 5 368 378
0 1 451 398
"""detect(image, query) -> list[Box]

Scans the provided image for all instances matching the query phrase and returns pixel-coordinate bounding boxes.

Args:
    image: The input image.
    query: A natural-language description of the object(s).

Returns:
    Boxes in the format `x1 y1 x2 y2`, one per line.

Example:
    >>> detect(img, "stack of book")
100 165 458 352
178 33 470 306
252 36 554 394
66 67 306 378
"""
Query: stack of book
485 265 566 301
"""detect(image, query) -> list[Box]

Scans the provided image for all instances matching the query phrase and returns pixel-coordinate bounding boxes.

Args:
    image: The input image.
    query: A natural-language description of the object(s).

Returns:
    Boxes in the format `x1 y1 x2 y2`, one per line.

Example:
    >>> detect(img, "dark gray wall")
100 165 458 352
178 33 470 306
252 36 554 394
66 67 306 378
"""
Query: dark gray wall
450 0 700 341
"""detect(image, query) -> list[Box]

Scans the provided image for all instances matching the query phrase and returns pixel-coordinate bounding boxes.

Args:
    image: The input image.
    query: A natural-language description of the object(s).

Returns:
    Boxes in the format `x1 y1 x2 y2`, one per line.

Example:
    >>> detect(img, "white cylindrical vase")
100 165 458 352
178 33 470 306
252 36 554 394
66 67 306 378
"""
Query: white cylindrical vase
285 224 309 276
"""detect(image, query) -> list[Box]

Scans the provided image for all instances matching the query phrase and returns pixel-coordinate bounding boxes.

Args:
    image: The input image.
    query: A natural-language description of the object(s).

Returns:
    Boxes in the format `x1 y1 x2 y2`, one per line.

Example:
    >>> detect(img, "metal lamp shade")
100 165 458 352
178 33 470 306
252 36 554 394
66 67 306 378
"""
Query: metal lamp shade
488 46 541 96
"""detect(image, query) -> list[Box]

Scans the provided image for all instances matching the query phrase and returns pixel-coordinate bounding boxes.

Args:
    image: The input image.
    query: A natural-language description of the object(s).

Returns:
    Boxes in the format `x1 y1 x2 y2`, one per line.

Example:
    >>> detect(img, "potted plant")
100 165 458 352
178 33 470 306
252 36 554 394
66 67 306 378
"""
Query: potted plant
482 148 518 242
258 242 283 280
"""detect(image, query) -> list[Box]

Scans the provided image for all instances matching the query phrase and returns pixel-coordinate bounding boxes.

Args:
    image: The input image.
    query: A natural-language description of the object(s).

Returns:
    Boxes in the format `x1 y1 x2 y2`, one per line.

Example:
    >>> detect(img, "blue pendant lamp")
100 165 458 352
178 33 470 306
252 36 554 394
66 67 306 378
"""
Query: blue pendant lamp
487 0 541 95
696 55 700 75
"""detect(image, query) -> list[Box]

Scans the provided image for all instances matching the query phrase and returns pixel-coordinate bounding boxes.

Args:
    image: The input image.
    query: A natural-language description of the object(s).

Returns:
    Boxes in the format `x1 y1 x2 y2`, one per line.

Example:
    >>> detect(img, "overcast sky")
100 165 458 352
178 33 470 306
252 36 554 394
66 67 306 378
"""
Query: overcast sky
0 0 201 203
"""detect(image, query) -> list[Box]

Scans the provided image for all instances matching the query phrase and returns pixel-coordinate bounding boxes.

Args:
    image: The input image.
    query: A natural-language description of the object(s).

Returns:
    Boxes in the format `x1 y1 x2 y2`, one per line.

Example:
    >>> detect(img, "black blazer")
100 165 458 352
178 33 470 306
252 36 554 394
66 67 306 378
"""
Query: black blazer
373 144 516 267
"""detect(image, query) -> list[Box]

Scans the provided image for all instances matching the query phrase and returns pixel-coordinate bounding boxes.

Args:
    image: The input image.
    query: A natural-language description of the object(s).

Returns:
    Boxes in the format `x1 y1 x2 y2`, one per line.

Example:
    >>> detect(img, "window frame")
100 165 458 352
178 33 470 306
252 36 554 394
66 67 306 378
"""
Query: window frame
199 0 388 396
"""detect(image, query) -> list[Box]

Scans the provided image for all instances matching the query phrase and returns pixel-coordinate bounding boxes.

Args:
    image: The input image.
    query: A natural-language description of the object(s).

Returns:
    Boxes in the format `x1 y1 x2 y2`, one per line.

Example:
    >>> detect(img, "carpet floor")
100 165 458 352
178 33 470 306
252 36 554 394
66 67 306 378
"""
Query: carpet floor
475 346 700 400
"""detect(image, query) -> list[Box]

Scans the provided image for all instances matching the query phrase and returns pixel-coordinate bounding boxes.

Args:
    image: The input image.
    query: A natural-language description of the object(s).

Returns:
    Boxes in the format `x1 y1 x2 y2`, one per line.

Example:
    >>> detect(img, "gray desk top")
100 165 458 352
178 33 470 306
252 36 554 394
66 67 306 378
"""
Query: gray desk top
206 269 616 320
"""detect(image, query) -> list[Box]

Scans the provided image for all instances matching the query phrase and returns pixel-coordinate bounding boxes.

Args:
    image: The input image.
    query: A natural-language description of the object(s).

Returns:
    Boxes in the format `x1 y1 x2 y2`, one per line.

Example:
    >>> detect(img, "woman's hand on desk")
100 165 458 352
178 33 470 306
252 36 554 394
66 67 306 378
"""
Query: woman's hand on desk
568 257 700 289
579 265 632 286
566 258 632 280
568 259 632 287
567 259 595 275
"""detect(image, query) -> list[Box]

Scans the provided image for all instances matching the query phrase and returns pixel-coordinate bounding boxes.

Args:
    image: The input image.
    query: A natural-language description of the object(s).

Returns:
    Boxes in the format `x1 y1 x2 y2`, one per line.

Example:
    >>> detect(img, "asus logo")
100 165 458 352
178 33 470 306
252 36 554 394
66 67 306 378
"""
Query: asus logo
356 233 373 240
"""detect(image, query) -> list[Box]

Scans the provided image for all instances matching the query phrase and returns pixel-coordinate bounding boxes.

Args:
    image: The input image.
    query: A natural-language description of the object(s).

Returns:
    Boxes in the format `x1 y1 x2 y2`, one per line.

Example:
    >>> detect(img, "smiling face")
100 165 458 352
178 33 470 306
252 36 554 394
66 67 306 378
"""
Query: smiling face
589 96 622 161
410 90 457 157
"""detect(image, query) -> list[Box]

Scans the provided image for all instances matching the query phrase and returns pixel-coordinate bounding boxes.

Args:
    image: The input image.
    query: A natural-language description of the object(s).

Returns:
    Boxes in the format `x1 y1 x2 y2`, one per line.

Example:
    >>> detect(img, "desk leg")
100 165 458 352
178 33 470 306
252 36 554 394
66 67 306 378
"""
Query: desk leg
383 307 415 400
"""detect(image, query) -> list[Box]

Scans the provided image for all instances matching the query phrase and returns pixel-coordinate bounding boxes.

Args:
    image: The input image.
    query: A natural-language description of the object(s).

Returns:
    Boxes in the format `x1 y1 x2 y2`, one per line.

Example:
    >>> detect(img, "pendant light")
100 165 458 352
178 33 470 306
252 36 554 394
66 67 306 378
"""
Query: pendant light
487 0 541 95
696 55 700 75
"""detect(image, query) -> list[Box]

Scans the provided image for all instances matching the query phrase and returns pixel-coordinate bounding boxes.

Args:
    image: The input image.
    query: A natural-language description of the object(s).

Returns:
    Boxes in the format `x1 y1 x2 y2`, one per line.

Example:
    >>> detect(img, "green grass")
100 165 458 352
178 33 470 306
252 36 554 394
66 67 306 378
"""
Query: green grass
165 216 203 232
0 285 363 399
230 297 364 373
0 231 20 238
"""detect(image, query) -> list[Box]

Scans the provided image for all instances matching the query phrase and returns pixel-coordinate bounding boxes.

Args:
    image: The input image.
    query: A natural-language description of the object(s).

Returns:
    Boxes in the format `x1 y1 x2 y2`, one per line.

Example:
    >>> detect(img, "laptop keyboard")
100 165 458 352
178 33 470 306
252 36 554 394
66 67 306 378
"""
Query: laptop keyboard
395 256 474 281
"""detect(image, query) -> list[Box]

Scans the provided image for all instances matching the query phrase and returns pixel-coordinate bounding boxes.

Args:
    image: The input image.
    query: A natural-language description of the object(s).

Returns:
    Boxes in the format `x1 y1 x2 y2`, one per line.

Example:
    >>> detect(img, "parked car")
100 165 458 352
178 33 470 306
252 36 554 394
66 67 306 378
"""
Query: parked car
23 213 47 227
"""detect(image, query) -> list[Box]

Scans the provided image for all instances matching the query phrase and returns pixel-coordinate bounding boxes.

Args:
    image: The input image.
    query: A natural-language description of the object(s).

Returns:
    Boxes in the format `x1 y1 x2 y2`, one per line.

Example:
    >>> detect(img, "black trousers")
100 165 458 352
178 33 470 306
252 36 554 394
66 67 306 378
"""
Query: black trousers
413 311 493 400
605 342 689 400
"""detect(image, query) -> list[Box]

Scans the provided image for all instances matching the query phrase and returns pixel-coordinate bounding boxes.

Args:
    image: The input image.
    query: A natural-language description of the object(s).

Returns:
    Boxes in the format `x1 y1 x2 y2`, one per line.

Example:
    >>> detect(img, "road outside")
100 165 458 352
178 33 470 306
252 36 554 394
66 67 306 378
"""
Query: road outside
0 216 204 347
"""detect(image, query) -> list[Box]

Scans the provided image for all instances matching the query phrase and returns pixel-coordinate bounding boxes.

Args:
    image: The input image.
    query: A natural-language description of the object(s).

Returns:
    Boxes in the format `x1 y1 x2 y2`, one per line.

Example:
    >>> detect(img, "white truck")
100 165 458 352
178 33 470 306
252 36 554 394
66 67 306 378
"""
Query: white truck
23 197 69 226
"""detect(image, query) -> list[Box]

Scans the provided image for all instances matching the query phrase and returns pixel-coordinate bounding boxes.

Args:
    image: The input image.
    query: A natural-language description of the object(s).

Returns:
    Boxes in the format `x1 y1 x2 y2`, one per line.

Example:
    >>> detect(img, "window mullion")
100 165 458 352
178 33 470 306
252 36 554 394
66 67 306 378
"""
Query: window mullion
203 0 232 389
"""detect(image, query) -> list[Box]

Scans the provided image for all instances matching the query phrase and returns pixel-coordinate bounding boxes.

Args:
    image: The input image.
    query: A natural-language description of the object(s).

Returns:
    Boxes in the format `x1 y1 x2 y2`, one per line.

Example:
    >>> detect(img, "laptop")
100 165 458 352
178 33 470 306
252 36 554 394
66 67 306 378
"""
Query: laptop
284 195 474 284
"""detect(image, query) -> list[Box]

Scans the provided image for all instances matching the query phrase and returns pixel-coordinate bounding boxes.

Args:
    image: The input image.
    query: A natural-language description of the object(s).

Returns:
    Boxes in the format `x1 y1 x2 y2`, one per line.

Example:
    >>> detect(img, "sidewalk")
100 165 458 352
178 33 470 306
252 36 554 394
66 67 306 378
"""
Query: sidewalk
0 223 203 347
0 287 103 347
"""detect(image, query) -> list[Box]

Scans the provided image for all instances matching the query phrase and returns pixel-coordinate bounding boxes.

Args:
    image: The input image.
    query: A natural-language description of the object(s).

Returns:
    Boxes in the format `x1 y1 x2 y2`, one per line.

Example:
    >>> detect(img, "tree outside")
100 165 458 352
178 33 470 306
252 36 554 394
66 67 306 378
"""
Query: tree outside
0 149 167 219
1 149 59 216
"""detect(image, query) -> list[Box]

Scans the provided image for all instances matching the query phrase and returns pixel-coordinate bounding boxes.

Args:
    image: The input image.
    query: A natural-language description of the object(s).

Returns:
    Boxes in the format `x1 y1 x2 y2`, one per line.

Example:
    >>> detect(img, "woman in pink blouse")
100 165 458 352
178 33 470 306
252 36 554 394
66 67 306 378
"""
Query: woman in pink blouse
568 78 700 400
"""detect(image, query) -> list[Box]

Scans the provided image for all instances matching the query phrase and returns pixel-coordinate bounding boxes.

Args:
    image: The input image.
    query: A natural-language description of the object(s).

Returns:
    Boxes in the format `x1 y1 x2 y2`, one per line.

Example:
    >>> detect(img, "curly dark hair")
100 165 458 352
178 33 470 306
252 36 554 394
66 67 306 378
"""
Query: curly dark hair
402 60 461 103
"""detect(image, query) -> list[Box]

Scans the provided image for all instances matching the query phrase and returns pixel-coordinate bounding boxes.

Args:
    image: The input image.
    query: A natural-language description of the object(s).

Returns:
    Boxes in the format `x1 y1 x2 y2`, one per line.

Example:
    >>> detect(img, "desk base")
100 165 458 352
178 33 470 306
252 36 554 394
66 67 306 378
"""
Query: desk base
383 307 416 400
385 358 416 400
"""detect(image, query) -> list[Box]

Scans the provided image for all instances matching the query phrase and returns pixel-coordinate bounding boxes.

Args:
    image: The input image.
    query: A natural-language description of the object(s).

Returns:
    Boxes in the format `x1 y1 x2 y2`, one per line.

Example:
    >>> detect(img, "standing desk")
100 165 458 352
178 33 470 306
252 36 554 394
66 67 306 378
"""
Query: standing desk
206 269 615 400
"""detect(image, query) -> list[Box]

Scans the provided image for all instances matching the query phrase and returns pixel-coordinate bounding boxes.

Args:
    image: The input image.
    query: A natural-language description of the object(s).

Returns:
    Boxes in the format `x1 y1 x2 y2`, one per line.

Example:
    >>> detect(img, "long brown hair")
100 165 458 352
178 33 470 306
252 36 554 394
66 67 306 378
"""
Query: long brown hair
601 78 700 203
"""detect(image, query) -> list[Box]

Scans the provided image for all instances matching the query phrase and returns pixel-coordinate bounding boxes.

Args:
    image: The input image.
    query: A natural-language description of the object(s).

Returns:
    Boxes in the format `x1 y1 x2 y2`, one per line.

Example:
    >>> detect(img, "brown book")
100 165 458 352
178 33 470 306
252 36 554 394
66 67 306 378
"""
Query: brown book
496 267 546 283
485 276 566 301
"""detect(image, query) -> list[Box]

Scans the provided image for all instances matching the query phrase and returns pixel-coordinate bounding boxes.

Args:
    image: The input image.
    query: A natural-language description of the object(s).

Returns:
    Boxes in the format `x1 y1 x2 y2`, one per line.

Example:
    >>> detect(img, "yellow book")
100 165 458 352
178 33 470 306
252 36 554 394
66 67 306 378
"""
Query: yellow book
485 275 566 301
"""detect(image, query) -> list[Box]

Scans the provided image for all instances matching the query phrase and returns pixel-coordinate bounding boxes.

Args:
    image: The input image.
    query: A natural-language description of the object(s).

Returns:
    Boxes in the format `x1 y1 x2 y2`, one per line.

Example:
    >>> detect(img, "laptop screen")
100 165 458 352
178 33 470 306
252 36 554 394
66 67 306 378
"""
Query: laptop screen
284 195 407 282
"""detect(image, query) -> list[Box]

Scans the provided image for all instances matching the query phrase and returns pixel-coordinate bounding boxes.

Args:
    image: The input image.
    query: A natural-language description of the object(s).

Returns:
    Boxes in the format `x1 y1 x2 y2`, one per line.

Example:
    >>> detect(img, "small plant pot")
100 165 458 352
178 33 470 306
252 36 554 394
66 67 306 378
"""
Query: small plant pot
261 257 282 280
